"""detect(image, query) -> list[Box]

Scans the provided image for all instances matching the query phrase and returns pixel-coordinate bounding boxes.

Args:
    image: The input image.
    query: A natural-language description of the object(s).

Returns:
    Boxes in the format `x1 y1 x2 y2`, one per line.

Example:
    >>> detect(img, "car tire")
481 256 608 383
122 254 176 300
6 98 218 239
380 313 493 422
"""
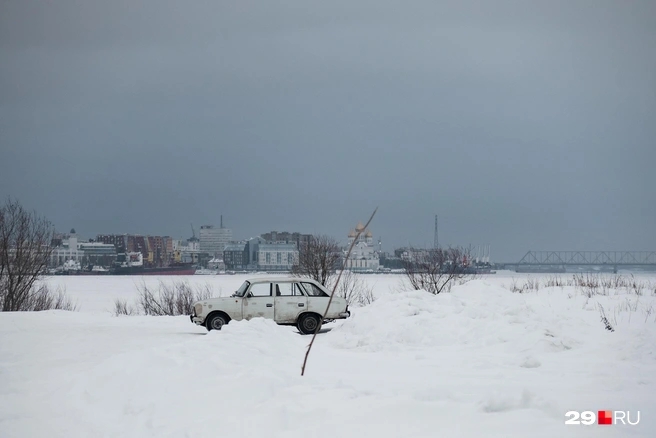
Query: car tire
206 313 229 331
297 313 321 335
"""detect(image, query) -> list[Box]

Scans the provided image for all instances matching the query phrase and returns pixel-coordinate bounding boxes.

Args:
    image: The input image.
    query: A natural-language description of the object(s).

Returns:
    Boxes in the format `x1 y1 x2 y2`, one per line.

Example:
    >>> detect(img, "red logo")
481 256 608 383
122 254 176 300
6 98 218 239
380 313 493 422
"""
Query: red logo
566 410 639 425
598 411 613 425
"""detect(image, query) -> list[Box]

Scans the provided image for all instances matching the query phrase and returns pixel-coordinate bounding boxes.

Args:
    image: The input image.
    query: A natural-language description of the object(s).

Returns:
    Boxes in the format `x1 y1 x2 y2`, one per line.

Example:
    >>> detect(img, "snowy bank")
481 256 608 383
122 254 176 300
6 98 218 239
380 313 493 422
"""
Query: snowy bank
1 275 655 437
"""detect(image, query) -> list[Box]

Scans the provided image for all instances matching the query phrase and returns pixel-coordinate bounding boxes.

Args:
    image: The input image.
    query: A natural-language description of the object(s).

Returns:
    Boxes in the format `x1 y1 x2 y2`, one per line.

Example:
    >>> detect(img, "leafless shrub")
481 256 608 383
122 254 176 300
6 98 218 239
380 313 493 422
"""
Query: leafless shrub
136 280 215 316
335 270 376 307
524 277 540 292
291 234 340 287
508 277 540 293
0 198 55 311
113 298 136 316
609 275 625 289
356 287 376 306
544 275 565 288
27 284 77 311
1 280 76 312
597 274 625 295
508 278 521 293
507 273 656 297
628 274 644 296
574 273 597 287
571 273 652 297
402 246 472 295
574 273 602 297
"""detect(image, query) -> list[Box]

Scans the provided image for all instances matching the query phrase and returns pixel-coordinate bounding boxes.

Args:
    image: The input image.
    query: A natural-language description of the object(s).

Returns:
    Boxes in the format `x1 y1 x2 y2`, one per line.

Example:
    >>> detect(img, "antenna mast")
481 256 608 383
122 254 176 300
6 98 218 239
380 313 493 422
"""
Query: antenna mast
434 215 439 249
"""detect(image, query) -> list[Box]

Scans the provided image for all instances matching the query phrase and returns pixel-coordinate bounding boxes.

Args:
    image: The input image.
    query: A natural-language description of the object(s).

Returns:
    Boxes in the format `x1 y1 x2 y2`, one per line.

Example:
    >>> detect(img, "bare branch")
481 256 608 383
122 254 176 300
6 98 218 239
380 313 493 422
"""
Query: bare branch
301 207 378 376
1 197 58 311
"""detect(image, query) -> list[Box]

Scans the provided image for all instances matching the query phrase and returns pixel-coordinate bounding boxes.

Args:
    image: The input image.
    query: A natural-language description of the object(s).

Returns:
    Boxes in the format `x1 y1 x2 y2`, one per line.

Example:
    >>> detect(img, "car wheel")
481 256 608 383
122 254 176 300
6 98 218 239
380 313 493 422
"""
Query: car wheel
297 313 321 335
206 313 229 331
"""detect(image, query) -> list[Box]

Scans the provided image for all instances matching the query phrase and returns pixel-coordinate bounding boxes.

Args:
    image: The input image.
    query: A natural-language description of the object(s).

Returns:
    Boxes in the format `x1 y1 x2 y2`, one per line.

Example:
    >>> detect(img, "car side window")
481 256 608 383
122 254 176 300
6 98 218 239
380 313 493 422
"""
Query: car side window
275 283 298 296
248 283 271 297
300 282 329 297
293 283 306 296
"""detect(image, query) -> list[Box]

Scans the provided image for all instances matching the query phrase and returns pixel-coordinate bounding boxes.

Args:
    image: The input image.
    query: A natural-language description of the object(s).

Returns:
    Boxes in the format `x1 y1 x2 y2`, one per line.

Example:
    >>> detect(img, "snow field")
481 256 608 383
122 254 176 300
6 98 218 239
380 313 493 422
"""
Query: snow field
1 272 655 437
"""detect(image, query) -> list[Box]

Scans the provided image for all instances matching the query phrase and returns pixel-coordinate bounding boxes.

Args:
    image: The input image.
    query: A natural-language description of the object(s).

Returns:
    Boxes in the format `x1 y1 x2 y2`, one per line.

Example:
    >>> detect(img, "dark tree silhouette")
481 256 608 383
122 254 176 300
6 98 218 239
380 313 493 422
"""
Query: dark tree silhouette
291 234 340 287
402 246 473 295
0 198 70 311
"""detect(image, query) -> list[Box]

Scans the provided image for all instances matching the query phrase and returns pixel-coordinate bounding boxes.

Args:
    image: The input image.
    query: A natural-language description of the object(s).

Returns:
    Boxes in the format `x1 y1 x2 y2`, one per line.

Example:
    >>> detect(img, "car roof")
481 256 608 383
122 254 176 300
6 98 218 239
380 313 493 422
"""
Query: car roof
245 276 321 285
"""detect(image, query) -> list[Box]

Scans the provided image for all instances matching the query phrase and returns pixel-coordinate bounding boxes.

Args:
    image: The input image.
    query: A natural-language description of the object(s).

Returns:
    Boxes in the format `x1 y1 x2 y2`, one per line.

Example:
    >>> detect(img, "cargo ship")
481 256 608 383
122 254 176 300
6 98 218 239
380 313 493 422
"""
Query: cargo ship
111 252 196 275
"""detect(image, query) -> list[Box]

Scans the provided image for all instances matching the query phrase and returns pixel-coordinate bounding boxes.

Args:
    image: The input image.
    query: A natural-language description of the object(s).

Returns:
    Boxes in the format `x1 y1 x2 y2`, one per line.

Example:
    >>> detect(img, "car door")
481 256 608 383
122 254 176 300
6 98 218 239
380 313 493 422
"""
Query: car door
242 282 275 321
273 282 307 323
300 281 344 318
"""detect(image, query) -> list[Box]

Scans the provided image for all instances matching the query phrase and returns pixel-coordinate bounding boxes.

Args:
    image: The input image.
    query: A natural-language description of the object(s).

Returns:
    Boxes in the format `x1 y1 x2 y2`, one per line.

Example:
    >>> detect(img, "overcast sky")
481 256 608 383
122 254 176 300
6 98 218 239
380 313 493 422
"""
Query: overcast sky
1 0 654 261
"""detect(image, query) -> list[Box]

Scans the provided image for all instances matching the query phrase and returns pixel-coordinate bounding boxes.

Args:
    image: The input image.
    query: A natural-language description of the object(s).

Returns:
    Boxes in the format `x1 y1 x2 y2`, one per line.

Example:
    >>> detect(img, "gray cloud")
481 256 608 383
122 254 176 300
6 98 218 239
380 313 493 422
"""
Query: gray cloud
1 0 655 260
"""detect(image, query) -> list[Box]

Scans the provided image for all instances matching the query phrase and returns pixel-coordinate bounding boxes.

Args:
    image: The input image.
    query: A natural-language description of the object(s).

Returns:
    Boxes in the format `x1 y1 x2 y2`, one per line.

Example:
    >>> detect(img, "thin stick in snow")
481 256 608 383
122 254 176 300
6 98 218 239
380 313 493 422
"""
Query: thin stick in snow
301 207 377 376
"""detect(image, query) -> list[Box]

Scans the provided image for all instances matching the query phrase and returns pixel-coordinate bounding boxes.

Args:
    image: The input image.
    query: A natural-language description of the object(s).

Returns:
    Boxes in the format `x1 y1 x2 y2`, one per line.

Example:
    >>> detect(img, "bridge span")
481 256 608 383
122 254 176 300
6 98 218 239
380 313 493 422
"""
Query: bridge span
501 251 656 272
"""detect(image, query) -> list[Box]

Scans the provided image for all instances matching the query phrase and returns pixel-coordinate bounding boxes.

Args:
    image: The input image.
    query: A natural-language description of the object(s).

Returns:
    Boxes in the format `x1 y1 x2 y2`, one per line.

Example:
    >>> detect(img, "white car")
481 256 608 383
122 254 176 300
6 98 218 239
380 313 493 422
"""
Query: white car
190 277 350 334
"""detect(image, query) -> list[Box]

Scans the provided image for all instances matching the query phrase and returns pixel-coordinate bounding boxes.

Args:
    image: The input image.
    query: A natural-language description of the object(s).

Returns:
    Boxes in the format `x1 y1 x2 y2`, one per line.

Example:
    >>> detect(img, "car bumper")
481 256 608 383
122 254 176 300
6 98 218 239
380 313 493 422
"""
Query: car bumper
189 313 205 325
338 310 351 318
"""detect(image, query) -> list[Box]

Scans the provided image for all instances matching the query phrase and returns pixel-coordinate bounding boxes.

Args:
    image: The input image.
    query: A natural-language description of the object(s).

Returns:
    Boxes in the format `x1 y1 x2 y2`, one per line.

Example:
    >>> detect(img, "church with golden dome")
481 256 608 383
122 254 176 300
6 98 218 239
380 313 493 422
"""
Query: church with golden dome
345 221 380 271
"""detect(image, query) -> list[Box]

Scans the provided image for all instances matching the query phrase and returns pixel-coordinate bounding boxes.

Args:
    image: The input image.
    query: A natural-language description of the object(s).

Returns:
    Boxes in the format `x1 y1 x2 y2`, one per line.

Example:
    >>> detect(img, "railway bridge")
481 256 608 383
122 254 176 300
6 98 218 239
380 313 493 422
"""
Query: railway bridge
503 251 656 273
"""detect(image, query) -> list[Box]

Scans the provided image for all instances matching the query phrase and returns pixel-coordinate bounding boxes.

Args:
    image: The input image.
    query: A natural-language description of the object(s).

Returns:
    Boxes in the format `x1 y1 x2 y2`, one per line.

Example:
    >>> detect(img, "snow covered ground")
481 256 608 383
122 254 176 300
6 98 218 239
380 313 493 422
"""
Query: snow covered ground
1 272 655 437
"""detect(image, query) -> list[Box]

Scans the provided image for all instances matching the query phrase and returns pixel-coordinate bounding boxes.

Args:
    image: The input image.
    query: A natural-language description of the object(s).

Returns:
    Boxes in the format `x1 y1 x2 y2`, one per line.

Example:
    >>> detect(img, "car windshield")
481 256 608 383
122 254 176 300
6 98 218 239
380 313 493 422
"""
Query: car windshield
234 281 250 297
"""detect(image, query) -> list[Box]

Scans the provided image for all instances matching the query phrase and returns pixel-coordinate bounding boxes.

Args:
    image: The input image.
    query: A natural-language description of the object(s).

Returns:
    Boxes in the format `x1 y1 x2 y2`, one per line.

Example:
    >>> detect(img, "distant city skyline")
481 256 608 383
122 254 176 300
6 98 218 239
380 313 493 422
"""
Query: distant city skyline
41 214 648 263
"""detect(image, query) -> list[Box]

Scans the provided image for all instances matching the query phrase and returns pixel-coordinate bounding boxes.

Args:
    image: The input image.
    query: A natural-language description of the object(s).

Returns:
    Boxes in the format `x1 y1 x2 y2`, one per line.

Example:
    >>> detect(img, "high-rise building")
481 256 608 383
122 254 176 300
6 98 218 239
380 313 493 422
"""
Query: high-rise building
199 224 232 257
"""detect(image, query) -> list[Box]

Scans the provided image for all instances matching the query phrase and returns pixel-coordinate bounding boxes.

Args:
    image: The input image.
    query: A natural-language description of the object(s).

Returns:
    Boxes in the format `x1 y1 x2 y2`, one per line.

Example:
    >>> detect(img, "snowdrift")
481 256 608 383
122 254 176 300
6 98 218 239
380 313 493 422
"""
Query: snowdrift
1 275 655 437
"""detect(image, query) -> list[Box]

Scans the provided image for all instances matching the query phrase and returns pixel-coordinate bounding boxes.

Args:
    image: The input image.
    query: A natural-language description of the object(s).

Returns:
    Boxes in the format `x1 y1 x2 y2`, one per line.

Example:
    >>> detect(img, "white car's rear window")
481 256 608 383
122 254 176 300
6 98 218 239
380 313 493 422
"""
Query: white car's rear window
299 282 329 297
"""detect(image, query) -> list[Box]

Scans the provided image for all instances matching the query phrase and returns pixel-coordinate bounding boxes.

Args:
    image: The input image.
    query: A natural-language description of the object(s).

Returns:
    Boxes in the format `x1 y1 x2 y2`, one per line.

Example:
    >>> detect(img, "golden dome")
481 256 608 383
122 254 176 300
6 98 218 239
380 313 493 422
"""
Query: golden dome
348 229 356 238
365 230 373 238
355 221 365 232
